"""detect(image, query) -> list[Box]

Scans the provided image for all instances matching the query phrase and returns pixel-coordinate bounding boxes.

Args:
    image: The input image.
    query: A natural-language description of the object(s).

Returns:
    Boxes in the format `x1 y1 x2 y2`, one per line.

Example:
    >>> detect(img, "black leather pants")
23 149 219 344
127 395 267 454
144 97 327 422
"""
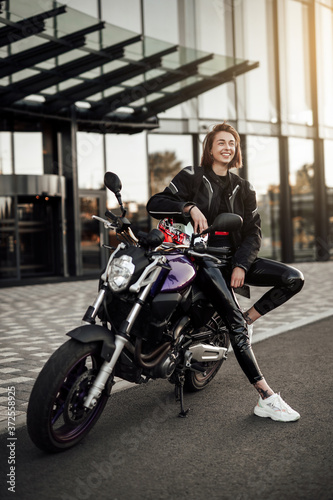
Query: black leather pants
197 259 263 384
245 257 304 316
197 257 304 384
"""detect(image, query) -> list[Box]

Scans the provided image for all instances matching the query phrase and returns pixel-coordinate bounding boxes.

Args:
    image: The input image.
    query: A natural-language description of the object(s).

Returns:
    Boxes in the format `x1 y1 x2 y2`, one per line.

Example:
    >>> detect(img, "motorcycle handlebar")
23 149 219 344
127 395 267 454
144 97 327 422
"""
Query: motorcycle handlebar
105 210 119 222
189 246 232 257
92 215 119 231
185 246 232 264
204 246 232 257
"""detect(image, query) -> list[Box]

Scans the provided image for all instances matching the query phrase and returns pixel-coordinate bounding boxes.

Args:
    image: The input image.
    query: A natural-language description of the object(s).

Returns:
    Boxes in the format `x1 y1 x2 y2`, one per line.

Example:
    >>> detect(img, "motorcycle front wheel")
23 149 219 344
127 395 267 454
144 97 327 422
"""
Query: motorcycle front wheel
27 339 111 453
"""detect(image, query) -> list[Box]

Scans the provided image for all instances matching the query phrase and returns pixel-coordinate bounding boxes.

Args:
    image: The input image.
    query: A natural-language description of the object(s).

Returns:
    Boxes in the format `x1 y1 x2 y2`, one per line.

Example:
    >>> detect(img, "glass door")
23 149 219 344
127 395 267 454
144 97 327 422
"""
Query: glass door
17 196 60 277
0 196 17 279
289 138 315 261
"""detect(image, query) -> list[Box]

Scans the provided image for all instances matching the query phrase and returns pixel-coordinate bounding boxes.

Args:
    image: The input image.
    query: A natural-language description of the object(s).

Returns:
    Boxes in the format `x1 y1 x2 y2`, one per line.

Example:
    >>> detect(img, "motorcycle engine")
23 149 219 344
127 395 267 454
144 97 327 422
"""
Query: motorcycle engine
150 352 177 379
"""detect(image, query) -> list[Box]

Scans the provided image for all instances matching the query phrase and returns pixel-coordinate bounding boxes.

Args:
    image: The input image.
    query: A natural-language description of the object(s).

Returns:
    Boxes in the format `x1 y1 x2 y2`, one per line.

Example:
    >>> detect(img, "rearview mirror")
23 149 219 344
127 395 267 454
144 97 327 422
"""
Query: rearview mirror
104 172 123 208
201 213 243 235
104 172 122 195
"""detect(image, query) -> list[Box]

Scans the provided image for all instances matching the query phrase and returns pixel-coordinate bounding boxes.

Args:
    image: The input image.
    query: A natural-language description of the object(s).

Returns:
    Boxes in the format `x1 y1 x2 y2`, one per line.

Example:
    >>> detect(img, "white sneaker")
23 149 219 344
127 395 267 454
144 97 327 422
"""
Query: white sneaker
254 393 300 422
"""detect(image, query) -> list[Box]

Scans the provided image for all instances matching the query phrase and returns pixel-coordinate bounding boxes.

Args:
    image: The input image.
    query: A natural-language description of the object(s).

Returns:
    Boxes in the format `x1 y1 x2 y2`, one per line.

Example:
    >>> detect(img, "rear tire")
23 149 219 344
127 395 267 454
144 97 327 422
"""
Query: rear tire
27 339 111 453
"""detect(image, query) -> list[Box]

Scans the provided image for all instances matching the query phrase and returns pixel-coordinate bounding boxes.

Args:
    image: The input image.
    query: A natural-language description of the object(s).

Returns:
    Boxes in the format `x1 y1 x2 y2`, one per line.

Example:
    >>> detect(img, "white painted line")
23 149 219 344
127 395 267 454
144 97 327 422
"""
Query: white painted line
252 309 333 344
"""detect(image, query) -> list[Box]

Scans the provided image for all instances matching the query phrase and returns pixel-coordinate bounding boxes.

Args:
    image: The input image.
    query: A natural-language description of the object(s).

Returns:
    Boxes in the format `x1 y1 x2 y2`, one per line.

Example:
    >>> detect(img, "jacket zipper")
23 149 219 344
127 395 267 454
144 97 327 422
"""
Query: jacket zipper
228 184 240 213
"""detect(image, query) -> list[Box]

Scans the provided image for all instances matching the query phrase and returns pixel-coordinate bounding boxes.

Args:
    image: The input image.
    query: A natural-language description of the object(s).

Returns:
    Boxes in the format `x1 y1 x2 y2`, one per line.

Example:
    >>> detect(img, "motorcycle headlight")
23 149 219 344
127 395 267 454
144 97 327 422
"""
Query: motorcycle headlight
109 255 135 292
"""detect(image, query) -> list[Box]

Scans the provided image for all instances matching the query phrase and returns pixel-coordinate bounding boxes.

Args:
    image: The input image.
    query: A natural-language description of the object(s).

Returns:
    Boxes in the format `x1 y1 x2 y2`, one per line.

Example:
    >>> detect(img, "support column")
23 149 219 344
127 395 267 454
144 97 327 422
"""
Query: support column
239 133 248 181
279 136 294 263
314 139 330 261
308 2 330 261
192 133 199 167
58 109 81 276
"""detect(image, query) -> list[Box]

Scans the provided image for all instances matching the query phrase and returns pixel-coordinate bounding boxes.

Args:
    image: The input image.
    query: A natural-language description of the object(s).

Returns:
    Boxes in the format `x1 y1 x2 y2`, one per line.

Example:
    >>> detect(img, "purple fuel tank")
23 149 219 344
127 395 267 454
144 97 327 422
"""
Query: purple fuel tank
160 253 196 293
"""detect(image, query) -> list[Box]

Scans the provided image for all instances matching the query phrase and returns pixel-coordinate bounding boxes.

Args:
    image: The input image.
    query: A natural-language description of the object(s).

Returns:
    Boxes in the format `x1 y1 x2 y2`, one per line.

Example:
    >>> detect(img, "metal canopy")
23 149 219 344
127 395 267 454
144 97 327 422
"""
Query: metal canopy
133 60 259 121
0 6 67 47
0 22 105 78
0 1 259 134
90 53 214 119
44 44 179 113
0 35 142 106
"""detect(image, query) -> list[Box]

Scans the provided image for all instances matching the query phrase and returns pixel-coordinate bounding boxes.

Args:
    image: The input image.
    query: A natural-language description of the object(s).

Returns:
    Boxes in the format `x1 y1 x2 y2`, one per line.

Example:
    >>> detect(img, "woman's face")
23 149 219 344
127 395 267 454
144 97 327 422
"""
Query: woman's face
210 131 236 167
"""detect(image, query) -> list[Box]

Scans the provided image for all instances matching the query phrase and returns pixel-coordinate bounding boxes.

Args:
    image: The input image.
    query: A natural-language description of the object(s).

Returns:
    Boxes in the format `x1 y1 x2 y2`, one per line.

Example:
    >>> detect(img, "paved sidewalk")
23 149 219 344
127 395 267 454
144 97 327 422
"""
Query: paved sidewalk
0 261 332 432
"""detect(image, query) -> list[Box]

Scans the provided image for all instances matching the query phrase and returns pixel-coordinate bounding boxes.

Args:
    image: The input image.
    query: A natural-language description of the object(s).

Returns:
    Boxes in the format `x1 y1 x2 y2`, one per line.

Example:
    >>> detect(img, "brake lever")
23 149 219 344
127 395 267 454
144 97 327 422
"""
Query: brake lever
92 215 117 229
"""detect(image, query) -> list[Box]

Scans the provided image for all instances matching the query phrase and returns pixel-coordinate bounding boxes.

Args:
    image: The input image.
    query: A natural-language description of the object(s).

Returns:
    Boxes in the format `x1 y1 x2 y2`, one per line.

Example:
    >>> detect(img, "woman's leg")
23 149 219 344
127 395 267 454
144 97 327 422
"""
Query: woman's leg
197 261 279 399
197 260 301 418
243 258 304 324
197 260 265 385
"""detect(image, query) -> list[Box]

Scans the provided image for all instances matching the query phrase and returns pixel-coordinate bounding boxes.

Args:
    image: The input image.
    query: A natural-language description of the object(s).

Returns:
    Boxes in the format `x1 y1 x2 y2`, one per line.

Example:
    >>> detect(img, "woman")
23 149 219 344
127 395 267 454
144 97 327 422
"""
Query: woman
147 122 304 422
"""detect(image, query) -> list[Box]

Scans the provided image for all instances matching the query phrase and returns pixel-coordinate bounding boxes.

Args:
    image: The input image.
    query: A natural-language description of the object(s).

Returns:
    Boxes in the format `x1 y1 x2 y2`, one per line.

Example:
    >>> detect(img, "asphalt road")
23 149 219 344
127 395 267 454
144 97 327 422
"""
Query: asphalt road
0 316 332 500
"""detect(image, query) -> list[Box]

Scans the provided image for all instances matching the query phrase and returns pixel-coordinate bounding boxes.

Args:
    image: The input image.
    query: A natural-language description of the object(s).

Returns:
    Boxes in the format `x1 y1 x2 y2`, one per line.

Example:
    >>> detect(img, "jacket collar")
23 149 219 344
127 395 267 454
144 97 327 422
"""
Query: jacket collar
204 167 241 190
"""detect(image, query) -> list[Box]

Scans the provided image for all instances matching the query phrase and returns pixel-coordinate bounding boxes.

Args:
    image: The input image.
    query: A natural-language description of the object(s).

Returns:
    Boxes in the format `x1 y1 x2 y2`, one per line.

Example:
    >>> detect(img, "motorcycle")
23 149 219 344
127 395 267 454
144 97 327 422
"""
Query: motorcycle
27 171 243 453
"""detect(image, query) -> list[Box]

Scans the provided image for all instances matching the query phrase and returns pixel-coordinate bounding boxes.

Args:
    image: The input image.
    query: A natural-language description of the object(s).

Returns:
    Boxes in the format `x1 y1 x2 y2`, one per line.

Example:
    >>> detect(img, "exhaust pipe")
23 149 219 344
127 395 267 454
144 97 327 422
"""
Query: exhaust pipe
188 343 228 362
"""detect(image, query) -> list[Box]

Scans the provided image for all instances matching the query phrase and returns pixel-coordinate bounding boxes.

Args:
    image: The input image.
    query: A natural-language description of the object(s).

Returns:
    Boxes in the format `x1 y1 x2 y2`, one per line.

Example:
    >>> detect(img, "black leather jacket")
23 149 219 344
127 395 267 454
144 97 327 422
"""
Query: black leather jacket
146 165 262 272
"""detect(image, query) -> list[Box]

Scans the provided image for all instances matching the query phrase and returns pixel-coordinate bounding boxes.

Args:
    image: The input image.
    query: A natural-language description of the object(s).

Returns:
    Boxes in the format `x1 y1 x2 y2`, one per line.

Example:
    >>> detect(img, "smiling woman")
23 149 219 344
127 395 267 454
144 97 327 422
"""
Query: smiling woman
146 121 304 422
201 122 242 173
210 131 236 170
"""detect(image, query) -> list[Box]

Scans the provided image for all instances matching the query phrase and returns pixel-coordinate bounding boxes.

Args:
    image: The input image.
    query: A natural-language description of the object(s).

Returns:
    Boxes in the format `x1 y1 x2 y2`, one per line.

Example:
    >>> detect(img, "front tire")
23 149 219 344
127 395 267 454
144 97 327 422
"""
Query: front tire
27 339 111 453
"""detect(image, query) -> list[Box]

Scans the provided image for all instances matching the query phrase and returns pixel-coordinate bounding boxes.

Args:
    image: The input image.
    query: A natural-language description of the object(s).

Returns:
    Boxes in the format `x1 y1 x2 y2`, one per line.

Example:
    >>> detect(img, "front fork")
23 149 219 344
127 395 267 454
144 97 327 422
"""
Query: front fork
83 278 157 410
83 334 127 409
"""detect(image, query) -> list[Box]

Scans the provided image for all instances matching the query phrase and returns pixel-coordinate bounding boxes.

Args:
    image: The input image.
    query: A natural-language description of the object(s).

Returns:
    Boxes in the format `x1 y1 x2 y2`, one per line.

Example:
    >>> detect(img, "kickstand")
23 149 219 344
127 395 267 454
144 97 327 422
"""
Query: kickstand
175 374 190 418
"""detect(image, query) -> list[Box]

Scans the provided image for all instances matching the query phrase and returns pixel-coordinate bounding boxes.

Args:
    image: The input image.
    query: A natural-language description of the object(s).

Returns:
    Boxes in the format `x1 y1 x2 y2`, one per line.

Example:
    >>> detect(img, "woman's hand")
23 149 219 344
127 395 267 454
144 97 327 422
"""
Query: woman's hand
185 205 208 234
231 266 245 288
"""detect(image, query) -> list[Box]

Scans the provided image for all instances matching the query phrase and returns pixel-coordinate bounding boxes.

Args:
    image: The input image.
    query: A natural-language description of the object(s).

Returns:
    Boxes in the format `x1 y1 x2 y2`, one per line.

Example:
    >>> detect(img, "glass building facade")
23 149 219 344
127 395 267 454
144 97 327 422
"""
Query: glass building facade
0 0 332 283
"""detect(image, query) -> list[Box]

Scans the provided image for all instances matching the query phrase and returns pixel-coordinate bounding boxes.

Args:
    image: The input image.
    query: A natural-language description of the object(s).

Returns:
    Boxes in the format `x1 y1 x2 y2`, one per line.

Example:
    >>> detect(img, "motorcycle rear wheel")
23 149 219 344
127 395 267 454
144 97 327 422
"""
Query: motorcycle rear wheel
27 339 110 453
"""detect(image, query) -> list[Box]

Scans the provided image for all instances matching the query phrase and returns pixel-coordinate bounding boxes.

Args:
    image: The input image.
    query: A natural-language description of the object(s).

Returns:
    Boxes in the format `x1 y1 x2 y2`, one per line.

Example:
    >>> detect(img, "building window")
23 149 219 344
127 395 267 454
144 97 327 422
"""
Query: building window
142 0 187 119
199 85 236 122
285 0 313 125
143 0 179 44
105 132 149 240
246 136 281 260
148 133 193 196
0 133 12 174
13 132 43 175
324 140 333 258
101 0 142 32
106 132 148 205
289 137 315 261
235 0 277 123
196 0 236 120
195 0 233 56
77 132 105 190
317 4 333 127
64 0 99 18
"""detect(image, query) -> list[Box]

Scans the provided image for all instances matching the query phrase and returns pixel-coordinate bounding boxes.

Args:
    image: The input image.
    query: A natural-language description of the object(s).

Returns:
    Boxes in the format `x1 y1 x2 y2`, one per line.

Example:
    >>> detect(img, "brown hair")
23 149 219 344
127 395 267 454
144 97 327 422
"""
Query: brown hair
201 122 243 169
